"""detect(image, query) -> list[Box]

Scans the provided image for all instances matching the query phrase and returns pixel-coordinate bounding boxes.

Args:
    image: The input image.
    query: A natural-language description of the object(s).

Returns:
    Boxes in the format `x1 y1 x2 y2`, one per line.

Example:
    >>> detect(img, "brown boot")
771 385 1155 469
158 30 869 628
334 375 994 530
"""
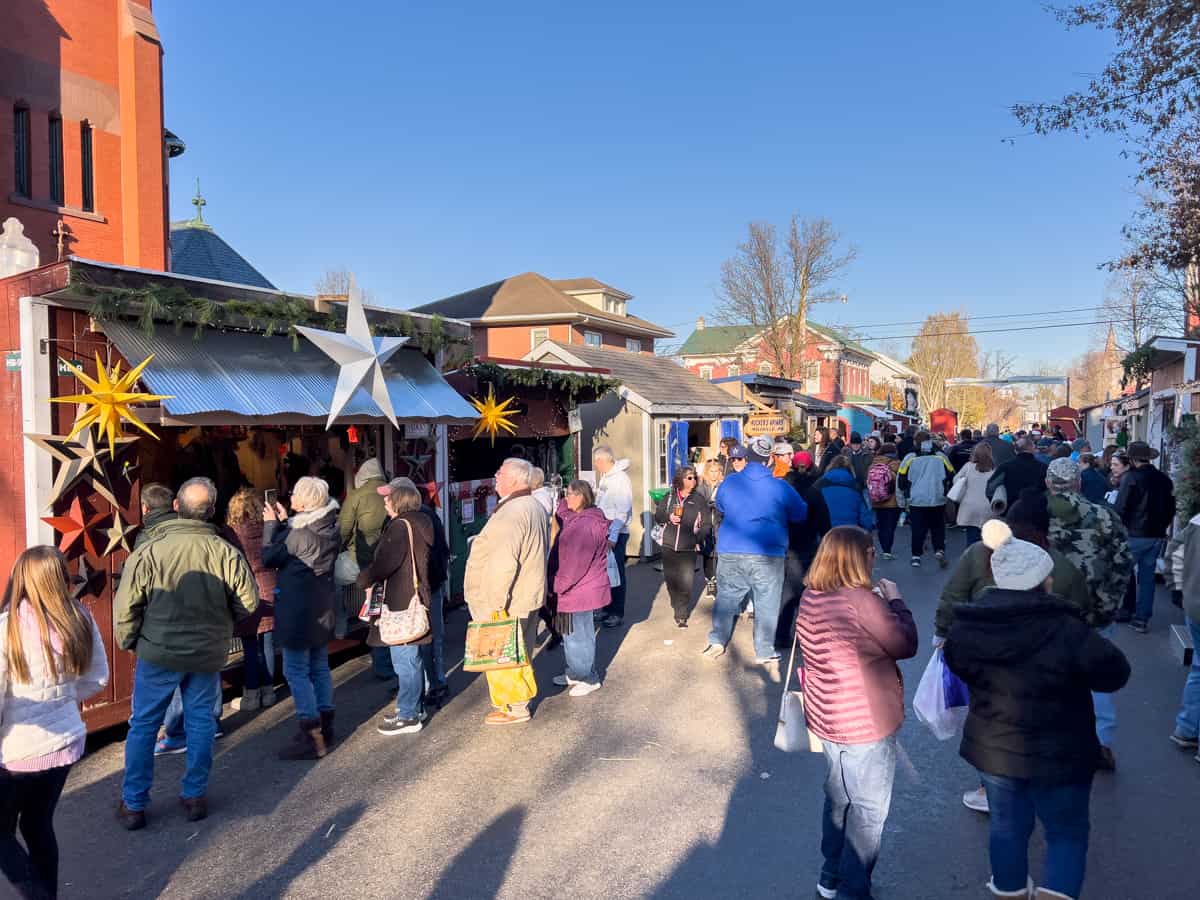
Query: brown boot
319 709 335 746
116 802 146 831
278 719 327 760
179 796 207 822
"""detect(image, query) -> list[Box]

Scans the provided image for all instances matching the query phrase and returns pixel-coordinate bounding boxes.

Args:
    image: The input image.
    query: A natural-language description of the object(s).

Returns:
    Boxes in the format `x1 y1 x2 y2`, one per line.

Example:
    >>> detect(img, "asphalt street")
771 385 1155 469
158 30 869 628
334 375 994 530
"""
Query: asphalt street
53 527 1195 899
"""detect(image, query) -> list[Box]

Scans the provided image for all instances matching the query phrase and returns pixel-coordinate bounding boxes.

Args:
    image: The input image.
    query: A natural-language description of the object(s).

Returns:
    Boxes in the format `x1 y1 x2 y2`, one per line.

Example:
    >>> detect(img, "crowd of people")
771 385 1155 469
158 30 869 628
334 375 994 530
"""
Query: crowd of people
0 417 1195 899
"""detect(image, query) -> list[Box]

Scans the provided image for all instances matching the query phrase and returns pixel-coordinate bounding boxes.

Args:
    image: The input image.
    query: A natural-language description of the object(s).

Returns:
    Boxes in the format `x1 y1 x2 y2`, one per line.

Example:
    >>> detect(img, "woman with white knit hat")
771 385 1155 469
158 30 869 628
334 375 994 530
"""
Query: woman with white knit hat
944 520 1130 900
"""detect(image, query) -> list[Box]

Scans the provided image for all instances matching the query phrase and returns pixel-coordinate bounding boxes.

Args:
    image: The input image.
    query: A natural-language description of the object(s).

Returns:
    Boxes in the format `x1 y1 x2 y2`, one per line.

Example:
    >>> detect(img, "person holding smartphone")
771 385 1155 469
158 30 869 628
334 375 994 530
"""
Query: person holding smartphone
653 466 708 627
795 526 919 900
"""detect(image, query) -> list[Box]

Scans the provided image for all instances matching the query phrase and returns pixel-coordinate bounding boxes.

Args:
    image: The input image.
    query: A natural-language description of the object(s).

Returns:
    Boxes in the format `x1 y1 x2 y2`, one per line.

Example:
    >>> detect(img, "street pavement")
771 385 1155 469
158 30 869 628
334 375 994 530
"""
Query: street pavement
56 527 1195 899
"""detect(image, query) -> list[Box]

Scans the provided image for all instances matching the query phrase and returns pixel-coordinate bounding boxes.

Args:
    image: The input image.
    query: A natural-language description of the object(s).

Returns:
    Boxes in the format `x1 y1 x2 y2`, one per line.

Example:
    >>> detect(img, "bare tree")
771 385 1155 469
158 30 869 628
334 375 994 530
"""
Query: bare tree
315 268 374 303
1099 267 1179 354
716 217 855 379
906 312 980 416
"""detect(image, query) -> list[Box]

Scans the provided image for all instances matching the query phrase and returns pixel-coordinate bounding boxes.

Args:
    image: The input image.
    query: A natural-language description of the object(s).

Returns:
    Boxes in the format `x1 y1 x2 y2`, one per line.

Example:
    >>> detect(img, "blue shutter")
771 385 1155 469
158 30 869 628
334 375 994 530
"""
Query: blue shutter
720 419 742 441
668 421 689 480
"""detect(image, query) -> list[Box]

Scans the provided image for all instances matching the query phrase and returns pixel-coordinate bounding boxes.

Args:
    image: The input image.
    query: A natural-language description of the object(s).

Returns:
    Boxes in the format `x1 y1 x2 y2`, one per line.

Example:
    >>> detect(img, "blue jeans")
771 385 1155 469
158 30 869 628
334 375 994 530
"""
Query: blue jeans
708 553 786 660
390 644 424 720
563 610 599 684
162 684 223 743
1175 617 1200 739
981 774 1091 898
419 584 447 691
123 661 221 809
818 734 897 900
281 646 334 721
964 525 982 546
1092 624 1117 746
1128 536 1163 623
607 532 629 618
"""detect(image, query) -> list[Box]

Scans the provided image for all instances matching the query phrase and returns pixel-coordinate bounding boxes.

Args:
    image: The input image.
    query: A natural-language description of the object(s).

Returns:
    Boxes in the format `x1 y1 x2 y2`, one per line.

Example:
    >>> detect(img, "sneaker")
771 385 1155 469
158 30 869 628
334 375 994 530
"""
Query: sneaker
568 681 602 698
935 550 948 568
552 674 578 687
816 884 838 900
231 690 260 712
675 618 688 628
601 614 623 628
154 738 186 757
1128 619 1149 634
260 686 277 707
484 710 531 725
701 643 726 661
881 552 894 560
378 714 424 735
1169 731 1200 750
705 578 718 596
962 786 989 813
911 556 921 568
214 725 225 740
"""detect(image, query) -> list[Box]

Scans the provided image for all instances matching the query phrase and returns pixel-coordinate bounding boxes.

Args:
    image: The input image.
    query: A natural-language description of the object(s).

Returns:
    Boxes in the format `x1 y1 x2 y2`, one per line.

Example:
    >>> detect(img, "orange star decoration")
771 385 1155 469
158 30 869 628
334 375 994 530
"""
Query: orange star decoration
52 354 172 454
468 384 519 445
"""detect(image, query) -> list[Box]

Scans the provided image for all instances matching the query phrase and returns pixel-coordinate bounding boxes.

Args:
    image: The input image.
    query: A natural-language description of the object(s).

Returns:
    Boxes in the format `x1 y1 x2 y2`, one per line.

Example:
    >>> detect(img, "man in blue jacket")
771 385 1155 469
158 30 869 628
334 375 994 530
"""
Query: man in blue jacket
704 436 808 678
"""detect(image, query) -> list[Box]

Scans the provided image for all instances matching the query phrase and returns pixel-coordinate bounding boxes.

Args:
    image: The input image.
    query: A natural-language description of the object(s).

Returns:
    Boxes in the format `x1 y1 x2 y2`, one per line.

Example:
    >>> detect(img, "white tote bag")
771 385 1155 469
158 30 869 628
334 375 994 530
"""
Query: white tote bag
774 633 823 753
606 550 622 587
913 648 967 741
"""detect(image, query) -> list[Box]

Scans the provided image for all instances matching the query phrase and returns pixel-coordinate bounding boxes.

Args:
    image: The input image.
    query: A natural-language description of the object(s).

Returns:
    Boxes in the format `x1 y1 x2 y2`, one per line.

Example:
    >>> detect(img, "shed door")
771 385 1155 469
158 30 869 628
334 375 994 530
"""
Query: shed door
668 421 689 481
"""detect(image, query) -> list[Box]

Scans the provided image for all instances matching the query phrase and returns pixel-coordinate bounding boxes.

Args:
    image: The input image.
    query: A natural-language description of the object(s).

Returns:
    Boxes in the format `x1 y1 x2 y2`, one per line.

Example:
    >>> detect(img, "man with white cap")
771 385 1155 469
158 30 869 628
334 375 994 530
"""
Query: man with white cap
702 434 807 678
944 520 1129 900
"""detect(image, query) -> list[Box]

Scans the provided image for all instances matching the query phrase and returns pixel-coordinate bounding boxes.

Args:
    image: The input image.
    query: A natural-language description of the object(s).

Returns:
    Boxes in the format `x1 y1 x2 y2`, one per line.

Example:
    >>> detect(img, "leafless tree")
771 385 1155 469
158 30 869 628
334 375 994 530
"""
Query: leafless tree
315 268 374 303
716 217 855 379
1099 266 1180 353
906 312 980 416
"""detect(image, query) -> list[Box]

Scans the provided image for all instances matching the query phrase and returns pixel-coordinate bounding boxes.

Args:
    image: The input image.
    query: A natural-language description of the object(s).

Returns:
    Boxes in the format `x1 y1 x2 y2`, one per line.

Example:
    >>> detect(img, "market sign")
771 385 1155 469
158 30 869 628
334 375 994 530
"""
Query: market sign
744 412 788 437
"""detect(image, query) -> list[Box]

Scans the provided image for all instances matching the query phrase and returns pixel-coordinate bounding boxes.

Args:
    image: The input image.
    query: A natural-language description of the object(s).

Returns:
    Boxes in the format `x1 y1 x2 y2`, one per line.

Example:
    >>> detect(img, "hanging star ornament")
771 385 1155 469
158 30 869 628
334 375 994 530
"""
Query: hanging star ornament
52 354 172 454
296 277 409 429
101 509 137 556
469 384 520 445
25 427 138 509
42 496 106 558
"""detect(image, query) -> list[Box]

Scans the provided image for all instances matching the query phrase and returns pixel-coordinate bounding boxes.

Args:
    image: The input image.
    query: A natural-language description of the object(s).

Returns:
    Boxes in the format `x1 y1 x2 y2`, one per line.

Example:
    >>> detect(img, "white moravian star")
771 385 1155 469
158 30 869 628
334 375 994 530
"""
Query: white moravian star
296 279 409 429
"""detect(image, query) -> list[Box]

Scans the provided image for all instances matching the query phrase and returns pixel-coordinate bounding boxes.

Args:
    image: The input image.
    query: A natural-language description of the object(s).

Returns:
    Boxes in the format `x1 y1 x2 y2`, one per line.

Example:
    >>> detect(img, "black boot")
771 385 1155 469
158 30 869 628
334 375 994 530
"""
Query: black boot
279 719 327 760
319 709 336 747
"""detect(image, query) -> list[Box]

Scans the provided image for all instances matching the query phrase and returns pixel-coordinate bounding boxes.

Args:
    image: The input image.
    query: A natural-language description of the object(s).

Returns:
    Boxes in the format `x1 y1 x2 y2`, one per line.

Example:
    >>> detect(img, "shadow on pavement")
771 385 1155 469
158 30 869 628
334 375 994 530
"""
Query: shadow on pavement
426 805 527 900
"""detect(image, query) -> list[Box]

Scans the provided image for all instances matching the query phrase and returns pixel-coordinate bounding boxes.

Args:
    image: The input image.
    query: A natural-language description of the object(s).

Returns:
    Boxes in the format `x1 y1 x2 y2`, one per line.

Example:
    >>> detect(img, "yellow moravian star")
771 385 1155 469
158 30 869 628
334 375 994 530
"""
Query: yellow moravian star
52 353 173 454
469 384 519 445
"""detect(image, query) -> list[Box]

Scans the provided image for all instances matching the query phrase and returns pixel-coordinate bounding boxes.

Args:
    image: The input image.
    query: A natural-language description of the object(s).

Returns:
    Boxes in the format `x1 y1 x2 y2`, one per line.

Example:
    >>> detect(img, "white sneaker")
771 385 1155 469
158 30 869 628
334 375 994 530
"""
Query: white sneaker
701 644 726 661
568 681 602 698
963 786 989 813
816 885 837 900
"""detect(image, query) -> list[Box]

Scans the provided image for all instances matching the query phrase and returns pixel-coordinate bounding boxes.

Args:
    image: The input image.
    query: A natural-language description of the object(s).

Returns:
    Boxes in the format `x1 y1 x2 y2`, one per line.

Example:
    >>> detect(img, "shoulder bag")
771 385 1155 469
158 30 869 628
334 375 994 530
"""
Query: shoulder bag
376 517 430 645
774 627 823 753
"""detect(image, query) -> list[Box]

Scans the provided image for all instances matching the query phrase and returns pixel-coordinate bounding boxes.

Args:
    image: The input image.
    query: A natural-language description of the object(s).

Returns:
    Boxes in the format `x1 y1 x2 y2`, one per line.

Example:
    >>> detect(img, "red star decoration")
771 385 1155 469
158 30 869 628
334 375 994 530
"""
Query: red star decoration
42 496 107 558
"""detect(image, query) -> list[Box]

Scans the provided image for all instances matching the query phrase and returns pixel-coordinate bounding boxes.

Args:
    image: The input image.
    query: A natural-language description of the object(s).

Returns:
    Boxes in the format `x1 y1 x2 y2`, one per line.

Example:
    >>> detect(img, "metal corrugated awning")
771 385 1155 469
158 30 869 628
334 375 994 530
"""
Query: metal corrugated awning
851 404 894 420
102 320 480 426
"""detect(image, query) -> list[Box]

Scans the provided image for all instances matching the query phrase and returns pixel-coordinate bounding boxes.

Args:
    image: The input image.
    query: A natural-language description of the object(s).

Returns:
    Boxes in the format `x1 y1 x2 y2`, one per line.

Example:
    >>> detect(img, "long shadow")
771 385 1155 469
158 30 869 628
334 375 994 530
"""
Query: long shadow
425 805 527 900
227 801 366 900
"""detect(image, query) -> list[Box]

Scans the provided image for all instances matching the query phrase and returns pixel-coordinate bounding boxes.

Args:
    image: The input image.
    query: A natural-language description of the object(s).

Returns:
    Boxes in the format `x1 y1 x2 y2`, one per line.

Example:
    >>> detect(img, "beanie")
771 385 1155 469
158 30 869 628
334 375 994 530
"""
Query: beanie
983 520 1054 591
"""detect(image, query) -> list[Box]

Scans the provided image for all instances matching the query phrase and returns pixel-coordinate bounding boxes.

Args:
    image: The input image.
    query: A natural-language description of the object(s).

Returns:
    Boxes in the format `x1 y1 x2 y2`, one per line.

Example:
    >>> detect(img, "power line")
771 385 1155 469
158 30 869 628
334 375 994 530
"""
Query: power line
825 305 1104 334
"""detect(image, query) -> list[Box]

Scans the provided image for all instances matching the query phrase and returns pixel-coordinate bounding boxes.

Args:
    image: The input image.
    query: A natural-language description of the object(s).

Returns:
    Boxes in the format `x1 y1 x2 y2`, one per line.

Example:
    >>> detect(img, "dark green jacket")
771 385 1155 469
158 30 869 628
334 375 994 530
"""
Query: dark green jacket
936 540 1091 637
133 508 177 550
339 478 388 566
115 518 259 672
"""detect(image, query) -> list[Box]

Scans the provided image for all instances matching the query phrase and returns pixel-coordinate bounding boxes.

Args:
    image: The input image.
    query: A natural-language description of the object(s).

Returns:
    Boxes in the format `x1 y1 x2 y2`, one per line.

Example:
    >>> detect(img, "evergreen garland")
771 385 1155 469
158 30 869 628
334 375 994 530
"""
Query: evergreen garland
460 360 618 404
1121 342 1154 388
72 272 467 355
1171 416 1200 519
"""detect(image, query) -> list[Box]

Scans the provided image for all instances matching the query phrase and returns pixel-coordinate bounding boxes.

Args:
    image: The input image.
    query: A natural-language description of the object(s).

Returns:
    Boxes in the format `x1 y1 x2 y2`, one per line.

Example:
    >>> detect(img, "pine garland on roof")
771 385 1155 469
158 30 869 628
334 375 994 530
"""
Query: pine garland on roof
460 360 618 405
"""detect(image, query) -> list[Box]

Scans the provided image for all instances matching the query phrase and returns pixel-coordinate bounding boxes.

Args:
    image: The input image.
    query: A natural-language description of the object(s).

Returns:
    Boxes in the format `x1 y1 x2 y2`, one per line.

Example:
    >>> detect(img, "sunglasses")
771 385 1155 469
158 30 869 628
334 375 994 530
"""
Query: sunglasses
684 475 697 480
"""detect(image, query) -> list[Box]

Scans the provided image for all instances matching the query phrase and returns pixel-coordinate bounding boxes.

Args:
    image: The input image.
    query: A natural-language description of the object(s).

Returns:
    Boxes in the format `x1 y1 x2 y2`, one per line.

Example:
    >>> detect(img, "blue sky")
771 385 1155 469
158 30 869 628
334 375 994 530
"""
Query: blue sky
157 1 1135 367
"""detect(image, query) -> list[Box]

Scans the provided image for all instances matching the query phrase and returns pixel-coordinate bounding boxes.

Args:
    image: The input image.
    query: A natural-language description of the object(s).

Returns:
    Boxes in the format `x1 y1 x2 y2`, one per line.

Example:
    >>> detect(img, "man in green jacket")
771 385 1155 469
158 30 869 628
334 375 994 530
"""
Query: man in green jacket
115 477 258 830
338 458 389 664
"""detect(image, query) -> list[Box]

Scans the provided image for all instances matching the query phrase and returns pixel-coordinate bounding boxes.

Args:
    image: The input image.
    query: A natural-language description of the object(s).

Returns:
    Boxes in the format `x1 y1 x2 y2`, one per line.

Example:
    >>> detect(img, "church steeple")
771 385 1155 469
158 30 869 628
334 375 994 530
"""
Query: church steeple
1104 324 1117 354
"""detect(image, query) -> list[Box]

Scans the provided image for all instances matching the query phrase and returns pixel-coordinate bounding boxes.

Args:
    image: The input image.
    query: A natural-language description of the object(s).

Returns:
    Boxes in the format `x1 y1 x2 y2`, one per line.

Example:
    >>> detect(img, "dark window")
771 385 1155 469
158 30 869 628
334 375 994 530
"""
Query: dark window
80 121 94 212
13 106 31 197
48 115 64 205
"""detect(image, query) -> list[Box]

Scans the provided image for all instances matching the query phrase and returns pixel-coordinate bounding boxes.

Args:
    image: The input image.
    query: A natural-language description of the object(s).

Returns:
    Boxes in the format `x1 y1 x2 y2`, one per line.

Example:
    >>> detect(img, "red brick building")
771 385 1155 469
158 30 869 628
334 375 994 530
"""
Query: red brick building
412 272 672 359
1 0 176 269
677 317 876 405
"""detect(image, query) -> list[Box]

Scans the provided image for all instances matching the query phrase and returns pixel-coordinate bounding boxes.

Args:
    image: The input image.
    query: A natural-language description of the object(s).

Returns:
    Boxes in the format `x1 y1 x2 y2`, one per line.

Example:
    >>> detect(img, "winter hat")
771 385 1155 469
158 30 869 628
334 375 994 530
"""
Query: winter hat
849 431 863 445
745 435 773 462
880 442 898 458
772 441 794 456
983 520 1054 591
792 450 813 469
1046 457 1080 489
1126 440 1160 461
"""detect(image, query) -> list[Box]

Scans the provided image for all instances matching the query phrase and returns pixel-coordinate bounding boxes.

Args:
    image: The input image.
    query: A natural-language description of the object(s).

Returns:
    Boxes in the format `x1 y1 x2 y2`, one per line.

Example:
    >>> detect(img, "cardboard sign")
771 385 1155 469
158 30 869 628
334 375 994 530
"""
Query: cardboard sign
744 413 788 437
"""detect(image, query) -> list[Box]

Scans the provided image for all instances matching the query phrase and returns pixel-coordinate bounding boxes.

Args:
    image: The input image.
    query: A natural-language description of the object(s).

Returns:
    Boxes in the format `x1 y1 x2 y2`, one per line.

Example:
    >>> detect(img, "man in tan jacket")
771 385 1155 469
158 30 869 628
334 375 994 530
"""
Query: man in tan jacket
464 458 550 724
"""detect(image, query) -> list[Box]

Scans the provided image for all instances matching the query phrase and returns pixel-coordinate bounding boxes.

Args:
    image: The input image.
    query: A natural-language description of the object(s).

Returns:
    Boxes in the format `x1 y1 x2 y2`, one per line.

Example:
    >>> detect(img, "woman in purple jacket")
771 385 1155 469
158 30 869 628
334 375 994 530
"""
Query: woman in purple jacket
548 481 611 698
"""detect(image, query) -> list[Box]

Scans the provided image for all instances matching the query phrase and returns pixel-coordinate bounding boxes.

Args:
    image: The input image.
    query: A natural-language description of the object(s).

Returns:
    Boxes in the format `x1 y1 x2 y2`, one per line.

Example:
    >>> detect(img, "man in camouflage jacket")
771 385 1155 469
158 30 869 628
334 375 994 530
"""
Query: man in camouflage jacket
1044 458 1132 628
1044 457 1132 767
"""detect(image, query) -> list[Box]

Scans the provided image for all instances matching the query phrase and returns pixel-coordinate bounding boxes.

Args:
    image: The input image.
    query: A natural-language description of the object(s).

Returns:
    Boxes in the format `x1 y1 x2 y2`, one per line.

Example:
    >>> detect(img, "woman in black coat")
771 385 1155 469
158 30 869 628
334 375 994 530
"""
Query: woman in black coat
944 524 1129 900
357 479 433 736
654 466 708 627
263 476 341 760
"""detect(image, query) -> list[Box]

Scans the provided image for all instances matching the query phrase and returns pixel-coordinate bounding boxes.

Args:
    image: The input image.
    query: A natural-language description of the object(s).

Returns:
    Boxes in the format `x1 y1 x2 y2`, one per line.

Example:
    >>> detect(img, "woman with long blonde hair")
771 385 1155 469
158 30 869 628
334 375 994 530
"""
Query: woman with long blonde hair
697 459 725 595
795 527 917 900
0 546 108 899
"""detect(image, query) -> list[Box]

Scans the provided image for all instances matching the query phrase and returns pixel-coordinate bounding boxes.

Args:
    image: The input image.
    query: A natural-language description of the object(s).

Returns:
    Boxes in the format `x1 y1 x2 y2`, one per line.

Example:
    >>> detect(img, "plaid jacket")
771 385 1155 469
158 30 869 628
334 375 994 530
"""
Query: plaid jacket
1047 491 1132 628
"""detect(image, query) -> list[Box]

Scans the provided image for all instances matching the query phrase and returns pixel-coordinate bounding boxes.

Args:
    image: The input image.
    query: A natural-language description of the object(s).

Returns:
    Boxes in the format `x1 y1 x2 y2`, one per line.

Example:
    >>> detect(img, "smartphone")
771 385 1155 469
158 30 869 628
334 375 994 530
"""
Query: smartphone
264 489 277 507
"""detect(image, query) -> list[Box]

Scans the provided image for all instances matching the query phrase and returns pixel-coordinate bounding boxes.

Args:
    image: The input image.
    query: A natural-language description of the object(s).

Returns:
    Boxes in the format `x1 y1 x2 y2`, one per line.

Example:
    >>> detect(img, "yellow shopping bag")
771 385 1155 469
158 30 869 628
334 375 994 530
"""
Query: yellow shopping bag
486 664 538 708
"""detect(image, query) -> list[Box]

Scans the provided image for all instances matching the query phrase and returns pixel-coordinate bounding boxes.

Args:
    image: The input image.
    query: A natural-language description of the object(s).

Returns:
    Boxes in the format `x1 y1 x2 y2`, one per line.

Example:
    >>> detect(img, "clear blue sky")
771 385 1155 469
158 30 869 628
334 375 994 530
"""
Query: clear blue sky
157 1 1135 368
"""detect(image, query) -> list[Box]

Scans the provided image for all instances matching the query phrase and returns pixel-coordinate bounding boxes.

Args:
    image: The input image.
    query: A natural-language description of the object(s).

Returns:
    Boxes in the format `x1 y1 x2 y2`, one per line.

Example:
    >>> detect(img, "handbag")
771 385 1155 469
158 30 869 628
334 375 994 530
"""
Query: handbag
650 523 665 545
606 550 621 587
774 630 823 753
375 518 430 645
464 610 529 671
946 475 968 504
334 550 360 586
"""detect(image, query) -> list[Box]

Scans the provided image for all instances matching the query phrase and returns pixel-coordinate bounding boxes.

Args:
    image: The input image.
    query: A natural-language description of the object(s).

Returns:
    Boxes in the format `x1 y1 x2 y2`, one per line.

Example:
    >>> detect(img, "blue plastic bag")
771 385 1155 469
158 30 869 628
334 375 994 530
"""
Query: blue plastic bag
942 659 969 709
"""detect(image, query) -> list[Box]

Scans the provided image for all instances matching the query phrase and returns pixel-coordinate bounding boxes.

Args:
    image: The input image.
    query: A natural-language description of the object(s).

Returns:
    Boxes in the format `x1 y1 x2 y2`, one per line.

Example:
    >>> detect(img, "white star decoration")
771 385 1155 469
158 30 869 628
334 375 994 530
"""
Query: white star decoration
296 277 409 429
